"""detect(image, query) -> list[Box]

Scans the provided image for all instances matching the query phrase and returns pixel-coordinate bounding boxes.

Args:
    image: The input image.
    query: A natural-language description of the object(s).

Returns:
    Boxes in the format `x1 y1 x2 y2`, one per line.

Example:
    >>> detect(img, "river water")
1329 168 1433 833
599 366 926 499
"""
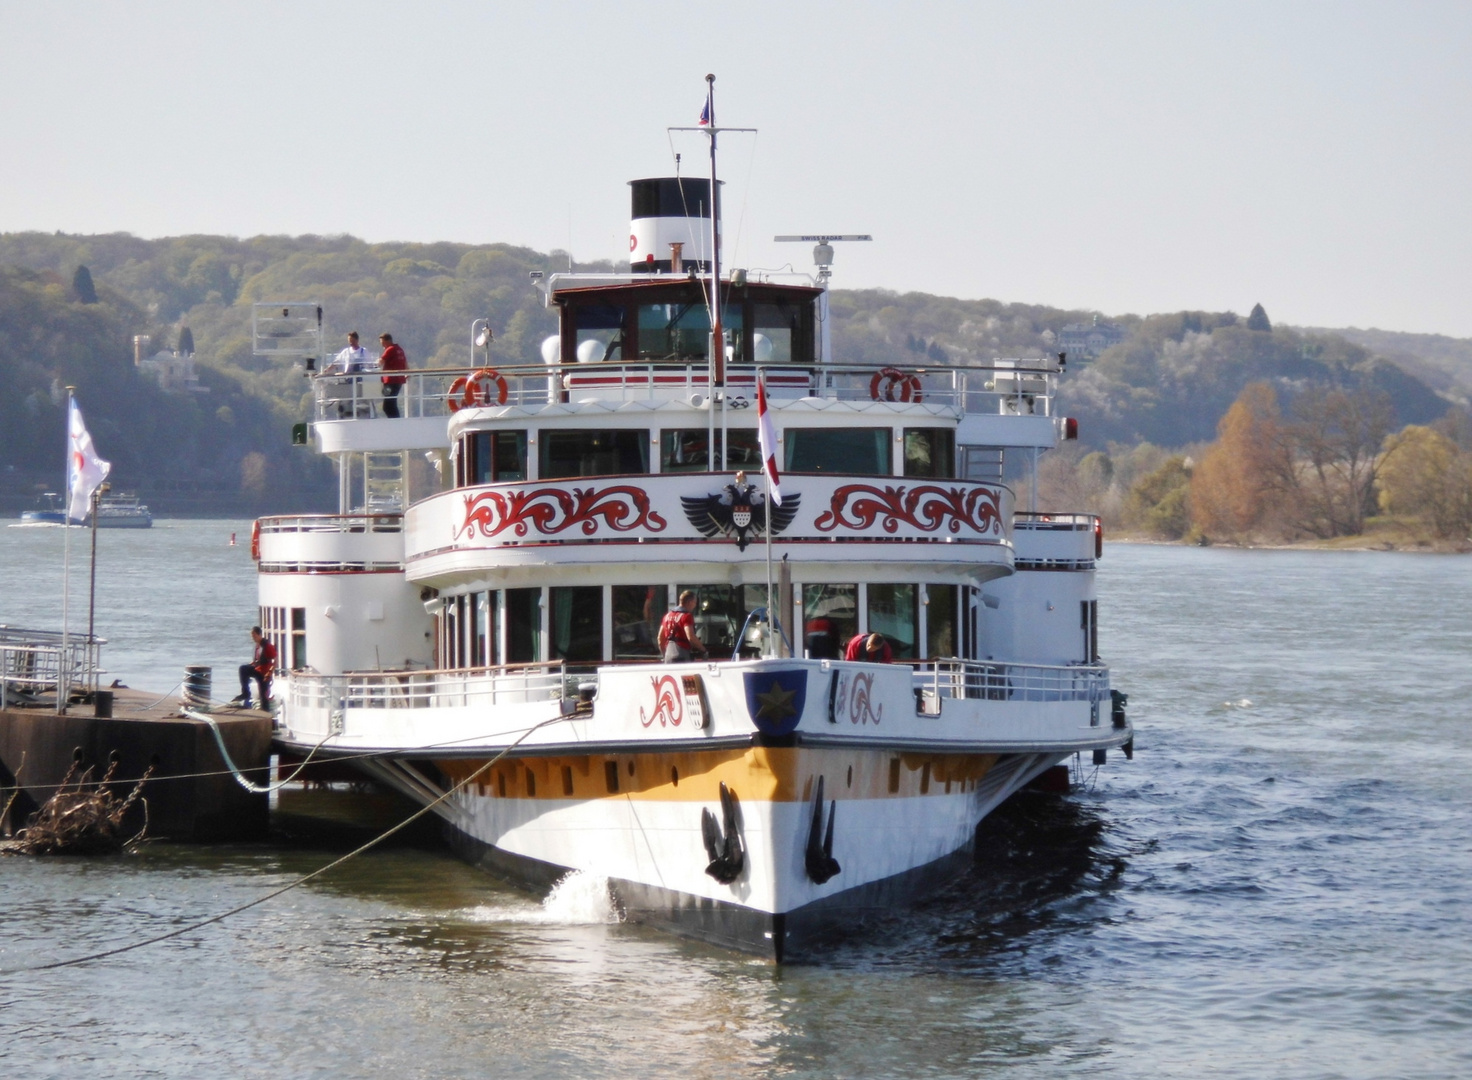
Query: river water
1 525 1469 1078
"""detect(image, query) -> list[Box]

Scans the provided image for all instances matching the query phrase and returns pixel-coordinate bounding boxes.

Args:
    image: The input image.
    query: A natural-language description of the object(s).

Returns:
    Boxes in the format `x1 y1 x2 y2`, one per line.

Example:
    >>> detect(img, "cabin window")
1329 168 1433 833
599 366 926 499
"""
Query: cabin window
660 429 760 473
676 584 767 659
290 607 307 670
802 584 857 660
751 300 814 365
506 588 542 664
903 429 955 479
473 592 495 667
785 428 891 475
925 585 958 660
550 587 602 666
539 429 649 479
467 431 527 485
613 585 667 660
868 584 919 660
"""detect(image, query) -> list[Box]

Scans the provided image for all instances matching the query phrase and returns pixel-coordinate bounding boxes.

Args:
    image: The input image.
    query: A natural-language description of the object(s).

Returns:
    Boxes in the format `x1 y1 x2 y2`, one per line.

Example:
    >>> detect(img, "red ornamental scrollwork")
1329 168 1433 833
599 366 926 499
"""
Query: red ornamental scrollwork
639 674 683 728
814 484 1003 536
457 485 667 540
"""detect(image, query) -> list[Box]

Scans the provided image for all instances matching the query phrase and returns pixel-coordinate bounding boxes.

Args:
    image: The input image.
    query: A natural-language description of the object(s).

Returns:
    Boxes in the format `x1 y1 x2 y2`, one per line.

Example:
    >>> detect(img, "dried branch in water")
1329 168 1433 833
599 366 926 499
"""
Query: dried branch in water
6 760 154 856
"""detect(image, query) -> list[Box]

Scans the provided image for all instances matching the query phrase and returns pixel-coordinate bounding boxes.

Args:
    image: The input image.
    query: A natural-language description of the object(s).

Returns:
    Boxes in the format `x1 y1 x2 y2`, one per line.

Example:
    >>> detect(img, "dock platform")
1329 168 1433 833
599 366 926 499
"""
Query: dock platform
0 689 272 843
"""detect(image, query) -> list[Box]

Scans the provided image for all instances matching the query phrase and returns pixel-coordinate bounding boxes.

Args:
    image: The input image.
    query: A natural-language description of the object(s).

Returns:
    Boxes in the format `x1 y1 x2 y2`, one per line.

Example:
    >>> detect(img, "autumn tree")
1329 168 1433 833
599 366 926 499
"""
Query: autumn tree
1190 382 1292 539
1286 386 1397 536
1125 456 1192 538
1378 426 1472 539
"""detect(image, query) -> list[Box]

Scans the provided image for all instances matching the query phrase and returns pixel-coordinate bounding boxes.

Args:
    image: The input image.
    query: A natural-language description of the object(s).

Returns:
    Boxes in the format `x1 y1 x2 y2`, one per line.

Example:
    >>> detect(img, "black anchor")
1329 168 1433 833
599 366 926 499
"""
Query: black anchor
804 775 841 884
701 781 745 884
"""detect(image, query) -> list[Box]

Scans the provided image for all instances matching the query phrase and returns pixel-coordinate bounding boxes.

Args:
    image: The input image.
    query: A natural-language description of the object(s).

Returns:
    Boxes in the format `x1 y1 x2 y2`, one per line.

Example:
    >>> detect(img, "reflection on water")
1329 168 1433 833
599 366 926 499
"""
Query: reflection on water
3 539 1471 1077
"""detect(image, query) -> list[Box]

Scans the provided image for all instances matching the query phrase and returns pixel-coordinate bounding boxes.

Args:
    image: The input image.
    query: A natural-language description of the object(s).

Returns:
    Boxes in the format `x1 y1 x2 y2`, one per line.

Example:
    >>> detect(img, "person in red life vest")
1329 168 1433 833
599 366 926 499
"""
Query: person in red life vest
658 590 707 662
844 632 893 664
378 332 408 418
232 625 278 709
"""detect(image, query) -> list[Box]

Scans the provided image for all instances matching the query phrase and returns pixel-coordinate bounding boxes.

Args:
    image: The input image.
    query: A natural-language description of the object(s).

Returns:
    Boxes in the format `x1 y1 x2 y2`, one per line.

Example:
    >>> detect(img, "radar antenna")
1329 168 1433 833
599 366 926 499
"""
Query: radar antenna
773 234 872 283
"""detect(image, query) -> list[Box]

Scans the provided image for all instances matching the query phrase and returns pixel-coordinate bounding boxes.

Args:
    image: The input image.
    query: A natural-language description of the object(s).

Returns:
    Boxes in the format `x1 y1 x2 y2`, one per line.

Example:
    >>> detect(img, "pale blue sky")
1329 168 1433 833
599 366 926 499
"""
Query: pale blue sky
3 1 1469 336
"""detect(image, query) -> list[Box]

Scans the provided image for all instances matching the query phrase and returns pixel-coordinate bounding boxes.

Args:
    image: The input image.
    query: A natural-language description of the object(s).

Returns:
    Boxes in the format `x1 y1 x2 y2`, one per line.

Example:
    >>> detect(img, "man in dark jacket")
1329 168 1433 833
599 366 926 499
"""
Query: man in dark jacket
378 333 408 417
233 626 277 709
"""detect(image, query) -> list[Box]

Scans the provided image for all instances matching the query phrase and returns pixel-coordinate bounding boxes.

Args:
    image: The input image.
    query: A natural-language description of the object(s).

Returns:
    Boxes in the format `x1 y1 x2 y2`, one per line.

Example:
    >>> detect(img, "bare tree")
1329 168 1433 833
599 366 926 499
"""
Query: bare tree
1286 387 1396 536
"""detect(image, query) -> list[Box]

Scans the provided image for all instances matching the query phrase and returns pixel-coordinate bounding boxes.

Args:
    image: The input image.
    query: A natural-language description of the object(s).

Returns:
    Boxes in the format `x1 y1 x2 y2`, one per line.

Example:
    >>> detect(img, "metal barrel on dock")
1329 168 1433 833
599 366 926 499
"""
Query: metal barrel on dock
183 665 212 709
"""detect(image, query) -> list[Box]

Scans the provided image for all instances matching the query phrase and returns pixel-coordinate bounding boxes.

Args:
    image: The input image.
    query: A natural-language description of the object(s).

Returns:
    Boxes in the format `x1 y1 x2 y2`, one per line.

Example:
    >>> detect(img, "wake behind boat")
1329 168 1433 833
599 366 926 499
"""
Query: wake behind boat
258 91 1132 960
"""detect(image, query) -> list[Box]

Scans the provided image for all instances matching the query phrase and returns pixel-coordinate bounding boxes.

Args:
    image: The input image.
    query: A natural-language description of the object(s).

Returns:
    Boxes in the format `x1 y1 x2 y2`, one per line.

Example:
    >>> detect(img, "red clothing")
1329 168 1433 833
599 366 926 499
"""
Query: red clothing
379 343 408 386
844 634 892 663
659 609 697 652
252 638 278 677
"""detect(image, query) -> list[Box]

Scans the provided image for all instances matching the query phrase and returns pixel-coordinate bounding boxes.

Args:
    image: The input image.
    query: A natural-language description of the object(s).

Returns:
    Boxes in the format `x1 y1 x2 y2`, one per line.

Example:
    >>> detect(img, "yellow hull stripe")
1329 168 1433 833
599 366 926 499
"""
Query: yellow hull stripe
437 747 1000 804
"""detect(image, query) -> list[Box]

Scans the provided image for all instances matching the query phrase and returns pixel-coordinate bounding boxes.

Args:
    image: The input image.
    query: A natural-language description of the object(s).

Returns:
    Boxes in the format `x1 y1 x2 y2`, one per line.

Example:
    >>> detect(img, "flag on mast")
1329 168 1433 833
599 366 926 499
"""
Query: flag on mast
698 99 711 126
756 370 782 506
67 399 110 522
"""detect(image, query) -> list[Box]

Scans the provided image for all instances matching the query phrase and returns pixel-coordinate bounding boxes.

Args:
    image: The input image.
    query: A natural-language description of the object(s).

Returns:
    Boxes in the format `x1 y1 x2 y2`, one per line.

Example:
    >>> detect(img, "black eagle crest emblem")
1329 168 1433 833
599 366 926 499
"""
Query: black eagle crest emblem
681 478 799 552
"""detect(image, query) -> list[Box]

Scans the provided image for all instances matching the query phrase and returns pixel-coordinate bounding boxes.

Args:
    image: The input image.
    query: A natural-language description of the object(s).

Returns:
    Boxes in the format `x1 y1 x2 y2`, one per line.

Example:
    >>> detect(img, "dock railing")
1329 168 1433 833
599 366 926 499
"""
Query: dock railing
0 626 106 709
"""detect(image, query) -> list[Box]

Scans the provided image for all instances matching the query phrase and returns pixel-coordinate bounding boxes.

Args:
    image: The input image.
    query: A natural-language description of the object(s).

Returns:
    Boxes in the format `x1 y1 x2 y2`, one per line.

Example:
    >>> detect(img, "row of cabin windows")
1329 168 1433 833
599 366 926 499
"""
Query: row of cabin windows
455 427 956 486
259 605 307 671
438 582 977 670
572 297 816 367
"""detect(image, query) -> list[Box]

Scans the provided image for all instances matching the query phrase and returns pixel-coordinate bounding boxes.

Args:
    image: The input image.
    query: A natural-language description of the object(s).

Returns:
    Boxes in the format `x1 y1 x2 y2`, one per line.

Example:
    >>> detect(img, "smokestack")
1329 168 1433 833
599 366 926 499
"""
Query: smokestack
628 177 721 274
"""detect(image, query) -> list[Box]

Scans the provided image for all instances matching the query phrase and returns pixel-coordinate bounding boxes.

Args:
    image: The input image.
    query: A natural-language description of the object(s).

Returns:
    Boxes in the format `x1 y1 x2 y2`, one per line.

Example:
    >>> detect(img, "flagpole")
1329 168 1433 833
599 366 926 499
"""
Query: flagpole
88 481 107 695
764 473 775 658
59 388 75 714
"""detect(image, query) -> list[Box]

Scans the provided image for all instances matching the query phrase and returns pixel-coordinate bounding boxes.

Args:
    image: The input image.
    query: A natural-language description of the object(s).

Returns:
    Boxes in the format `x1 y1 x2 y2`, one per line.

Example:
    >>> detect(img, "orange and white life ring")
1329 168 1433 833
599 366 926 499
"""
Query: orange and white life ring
447 368 509 411
250 520 261 561
869 367 923 403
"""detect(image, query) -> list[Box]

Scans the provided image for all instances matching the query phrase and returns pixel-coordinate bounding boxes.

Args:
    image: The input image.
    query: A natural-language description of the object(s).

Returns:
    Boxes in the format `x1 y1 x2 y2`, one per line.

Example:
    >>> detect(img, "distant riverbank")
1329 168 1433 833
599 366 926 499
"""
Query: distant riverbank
1111 518 1472 554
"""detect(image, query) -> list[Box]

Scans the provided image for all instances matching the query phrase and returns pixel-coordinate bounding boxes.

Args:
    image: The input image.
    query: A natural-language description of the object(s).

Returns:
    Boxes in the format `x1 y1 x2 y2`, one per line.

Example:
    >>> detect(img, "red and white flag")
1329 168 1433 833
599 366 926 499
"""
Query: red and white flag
67 399 110 522
756 370 782 505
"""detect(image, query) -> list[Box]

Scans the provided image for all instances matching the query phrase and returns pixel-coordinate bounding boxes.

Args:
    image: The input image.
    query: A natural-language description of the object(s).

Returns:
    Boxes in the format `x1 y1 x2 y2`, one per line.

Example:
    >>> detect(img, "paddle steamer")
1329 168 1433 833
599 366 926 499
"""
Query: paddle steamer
257 101 1131 959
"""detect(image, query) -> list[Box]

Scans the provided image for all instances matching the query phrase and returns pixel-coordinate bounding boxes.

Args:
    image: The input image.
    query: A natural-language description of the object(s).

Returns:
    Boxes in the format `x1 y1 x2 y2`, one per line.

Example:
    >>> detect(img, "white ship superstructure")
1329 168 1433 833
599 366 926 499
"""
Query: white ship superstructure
258 115 1131 959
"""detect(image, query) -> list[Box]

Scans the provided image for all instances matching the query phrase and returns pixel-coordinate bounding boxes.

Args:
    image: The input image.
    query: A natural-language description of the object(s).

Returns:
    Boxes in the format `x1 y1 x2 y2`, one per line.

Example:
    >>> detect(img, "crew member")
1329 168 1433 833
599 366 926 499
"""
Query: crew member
844 632 893 664
658 590 707 662
378 332 408 418
327 330 372 374
232 626 278 709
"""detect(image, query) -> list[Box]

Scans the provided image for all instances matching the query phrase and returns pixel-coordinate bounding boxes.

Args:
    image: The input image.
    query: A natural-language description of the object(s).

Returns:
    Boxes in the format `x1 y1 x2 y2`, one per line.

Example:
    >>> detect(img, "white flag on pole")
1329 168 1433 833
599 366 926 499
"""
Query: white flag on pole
756 370 782 506
67 399 110 522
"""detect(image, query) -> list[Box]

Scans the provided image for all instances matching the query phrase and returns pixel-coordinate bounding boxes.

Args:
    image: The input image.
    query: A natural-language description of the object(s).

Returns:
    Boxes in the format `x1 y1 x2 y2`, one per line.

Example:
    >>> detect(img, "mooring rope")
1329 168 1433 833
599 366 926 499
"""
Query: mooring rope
0 713 570 978
183 707 330 794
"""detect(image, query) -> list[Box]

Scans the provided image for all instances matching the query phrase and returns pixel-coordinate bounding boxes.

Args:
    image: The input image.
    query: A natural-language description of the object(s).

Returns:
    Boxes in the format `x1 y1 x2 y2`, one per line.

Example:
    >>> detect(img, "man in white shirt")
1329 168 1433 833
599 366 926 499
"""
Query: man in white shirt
327 330 372 373
326 331 375 416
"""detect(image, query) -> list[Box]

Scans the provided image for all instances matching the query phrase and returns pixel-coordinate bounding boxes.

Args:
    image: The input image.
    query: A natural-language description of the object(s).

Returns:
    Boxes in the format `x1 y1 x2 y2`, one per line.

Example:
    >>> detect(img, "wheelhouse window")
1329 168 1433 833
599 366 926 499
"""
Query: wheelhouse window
638 302 740 364
463 430 527 486
751 300 814 365
660 429 760 473
903 429 955 479
676 584 769 659
575 304 624 363
539 429 649 479
785 428 891 475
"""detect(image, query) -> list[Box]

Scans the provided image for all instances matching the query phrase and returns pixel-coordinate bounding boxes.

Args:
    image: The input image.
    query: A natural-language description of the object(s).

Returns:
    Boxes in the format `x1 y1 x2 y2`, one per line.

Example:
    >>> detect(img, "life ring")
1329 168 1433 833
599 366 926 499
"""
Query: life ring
250 520 261 561
869 367 923 403
448 368 508 411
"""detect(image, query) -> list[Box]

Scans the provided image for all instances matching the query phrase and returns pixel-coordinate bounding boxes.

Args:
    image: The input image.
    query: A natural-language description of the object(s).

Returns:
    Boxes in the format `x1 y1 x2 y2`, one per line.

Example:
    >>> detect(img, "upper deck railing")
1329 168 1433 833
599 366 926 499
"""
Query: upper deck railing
311 359 1058 424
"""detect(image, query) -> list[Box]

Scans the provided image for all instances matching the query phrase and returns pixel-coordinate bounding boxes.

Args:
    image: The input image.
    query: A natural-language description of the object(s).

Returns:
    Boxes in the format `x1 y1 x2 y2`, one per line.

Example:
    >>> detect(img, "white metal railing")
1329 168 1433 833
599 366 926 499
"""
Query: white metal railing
1014 512 1096 530
287 662 573 715
258 514 403 535
909 660 1108 704
311 360 1058 423
0 626 106 708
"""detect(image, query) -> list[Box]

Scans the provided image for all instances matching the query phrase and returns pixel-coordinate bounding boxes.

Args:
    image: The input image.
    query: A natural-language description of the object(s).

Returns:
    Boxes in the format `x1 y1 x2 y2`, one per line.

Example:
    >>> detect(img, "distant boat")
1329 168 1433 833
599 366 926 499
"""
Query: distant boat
95 494 153 529
17 493 80 527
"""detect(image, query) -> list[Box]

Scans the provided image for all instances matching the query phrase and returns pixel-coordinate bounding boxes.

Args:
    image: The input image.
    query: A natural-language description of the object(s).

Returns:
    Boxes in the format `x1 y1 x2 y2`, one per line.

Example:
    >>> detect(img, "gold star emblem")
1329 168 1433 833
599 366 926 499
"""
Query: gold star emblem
754 680 799 721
